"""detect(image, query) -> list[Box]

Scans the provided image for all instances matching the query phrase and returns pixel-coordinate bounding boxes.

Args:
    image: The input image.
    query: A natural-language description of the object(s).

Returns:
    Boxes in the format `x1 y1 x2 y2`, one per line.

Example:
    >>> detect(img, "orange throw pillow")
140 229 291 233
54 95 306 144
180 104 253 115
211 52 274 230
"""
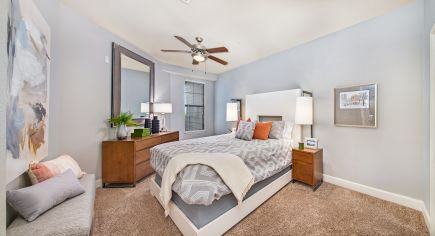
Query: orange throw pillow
28 163 54 185
253 122 272 140
236 118 251 131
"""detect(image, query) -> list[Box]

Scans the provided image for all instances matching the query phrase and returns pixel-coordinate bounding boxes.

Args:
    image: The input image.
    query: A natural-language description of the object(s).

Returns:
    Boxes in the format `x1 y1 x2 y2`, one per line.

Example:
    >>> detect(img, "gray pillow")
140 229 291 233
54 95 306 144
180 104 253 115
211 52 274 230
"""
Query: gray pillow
7 169 85 222
235 121 255 141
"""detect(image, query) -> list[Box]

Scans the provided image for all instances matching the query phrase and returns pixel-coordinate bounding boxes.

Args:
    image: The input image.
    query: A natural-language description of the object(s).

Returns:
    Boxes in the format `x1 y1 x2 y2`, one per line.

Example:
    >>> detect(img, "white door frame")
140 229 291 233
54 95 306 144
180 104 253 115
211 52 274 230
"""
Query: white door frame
430 23 435 235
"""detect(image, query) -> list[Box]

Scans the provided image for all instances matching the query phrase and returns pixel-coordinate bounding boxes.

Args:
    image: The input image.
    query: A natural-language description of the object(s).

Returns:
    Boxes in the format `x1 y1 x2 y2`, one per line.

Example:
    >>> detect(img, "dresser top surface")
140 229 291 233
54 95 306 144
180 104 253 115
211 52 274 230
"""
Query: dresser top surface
103 131 179 143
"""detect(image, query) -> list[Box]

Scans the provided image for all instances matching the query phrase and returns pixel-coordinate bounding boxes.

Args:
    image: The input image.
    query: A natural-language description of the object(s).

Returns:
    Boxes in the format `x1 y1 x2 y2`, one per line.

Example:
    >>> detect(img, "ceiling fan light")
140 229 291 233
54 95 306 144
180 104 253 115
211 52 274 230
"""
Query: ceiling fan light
193 53 205 62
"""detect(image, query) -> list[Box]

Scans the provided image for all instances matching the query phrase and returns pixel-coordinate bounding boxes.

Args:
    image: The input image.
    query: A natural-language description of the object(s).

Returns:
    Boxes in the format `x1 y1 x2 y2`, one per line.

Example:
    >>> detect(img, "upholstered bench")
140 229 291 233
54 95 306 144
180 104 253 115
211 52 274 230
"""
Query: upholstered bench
6 174 96 236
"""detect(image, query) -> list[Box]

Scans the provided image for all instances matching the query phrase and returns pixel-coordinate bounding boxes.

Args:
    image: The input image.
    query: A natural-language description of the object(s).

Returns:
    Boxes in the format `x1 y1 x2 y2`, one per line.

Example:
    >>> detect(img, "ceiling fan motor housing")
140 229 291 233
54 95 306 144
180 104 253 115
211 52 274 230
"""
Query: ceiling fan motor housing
191 44 208 59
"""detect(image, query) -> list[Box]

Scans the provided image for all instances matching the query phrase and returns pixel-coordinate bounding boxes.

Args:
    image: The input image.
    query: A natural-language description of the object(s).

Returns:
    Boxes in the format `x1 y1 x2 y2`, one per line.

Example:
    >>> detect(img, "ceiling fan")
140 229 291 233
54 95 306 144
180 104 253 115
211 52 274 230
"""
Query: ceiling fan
161 36 229 65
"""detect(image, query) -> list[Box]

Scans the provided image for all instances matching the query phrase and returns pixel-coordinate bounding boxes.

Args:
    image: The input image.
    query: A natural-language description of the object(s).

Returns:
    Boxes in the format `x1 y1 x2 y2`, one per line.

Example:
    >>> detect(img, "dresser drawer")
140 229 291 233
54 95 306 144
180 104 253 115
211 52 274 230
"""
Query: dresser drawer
135 160 154 181
135 148 151 164
292 151 313 164
293 161 313 185
135 137 161 151
161 132 179 143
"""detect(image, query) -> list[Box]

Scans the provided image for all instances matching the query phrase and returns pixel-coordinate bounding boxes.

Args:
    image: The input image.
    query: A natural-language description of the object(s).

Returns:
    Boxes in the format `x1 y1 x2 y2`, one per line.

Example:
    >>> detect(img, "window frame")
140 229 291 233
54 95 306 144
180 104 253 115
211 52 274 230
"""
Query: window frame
184 80 206 133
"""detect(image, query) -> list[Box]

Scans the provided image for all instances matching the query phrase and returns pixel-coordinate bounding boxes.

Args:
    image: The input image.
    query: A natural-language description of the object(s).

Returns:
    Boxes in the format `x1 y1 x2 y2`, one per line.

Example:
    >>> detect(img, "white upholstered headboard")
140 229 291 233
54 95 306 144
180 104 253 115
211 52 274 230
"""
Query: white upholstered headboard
245 89 303 146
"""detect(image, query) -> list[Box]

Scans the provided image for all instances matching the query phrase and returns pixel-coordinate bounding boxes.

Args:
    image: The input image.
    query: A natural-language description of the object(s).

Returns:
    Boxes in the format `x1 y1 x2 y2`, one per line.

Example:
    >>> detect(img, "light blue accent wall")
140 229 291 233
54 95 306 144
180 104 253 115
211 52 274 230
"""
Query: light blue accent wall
215 1 427 202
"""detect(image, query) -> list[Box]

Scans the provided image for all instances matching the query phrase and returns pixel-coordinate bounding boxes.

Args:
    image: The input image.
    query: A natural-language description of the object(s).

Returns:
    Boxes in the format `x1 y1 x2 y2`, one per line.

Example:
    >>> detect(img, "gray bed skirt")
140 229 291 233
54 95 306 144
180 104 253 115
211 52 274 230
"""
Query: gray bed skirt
154 164 292 229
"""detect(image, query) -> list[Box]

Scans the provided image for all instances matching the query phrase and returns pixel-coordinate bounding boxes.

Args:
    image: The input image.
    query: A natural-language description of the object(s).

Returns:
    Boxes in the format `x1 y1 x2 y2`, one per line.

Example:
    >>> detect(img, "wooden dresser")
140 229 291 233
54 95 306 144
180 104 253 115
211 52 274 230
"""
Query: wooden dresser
292 148 323 191
102 131 179 187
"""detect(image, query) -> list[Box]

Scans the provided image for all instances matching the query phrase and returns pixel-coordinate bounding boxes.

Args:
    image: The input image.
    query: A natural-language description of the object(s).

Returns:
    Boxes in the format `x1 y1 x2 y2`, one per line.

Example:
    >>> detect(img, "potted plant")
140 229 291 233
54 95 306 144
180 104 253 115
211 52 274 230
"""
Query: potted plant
108 112 138 140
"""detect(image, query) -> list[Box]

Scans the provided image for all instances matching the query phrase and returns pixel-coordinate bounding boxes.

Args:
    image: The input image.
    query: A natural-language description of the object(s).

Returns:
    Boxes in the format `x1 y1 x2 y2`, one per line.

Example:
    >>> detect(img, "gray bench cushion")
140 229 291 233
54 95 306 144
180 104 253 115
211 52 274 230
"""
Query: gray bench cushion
7 174 95 236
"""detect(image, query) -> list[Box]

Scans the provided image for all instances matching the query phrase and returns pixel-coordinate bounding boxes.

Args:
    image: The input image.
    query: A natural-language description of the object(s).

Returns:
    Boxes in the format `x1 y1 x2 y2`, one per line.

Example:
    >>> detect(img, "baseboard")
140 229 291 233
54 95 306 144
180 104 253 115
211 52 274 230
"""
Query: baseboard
323 174 430 230
421 204 430 232
95 178 102 188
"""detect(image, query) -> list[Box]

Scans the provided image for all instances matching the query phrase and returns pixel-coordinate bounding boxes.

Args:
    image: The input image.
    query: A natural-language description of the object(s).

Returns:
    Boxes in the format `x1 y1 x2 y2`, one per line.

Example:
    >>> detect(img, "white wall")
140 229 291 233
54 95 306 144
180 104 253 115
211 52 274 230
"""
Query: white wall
30 0 216 181
215 1 426 202
1 0 9 234
170 74 215 140
425 0 435 231
424 0 435 217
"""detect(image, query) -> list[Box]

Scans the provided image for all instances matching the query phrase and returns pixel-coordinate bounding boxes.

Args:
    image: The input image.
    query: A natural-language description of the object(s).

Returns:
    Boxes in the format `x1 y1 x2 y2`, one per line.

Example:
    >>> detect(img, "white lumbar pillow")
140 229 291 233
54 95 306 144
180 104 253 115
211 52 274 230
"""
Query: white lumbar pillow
43 155 86 178
284 121 294 139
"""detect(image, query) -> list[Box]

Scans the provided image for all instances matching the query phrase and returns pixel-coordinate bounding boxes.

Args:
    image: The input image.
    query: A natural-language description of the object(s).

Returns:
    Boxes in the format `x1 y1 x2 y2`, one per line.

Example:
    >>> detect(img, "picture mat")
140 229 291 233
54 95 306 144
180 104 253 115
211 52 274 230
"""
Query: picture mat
334 84 377 128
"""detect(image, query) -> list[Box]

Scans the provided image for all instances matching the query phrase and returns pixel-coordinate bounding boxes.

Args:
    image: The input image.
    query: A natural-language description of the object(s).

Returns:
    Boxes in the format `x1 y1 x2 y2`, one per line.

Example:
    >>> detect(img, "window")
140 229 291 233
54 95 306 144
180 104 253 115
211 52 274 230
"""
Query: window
184 81 205 131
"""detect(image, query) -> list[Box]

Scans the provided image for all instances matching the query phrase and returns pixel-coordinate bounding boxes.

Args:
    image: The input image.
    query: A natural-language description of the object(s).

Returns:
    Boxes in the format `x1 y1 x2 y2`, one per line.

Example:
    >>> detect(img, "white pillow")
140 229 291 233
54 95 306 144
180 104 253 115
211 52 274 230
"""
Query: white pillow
269 121 293 139
283 121 294 139
43 155 86 179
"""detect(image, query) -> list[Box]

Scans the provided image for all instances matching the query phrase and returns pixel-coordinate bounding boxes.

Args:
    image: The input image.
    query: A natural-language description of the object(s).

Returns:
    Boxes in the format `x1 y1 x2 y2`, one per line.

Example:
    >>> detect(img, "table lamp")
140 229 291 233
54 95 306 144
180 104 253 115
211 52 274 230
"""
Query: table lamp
226 103 238 132
153 103 172 132
295 96 313 144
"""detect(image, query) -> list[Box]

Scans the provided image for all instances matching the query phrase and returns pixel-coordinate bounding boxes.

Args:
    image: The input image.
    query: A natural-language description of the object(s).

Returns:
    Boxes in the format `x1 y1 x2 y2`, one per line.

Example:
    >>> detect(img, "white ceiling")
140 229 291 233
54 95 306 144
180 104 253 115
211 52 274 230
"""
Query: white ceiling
62 0 411 74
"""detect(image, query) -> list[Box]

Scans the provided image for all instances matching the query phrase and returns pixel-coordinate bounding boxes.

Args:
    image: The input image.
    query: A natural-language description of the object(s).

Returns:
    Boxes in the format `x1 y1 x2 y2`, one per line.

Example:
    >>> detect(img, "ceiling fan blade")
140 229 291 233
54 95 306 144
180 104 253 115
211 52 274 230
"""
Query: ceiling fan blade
174 36 194 48
208 55 228 65
206 47 229 53
192 59 199 65
161 49 191 53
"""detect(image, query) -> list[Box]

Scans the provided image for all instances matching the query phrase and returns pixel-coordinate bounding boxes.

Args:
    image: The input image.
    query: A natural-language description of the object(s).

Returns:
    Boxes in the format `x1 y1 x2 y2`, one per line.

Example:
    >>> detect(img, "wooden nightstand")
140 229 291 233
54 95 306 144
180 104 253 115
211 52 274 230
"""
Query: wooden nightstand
292 148 323 191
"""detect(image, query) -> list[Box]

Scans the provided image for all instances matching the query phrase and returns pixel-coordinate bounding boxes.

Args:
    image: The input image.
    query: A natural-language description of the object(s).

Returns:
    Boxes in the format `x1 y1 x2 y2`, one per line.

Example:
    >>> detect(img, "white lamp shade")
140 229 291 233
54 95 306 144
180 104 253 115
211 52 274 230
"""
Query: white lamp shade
295 97 313 125
226 103 238 121
153 103 173 113
140 102 149 113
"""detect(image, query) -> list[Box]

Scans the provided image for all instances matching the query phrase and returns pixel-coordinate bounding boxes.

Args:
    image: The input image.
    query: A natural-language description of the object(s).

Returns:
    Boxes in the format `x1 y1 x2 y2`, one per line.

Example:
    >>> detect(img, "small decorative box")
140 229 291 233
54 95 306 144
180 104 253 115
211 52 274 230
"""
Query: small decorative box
131 128 151 137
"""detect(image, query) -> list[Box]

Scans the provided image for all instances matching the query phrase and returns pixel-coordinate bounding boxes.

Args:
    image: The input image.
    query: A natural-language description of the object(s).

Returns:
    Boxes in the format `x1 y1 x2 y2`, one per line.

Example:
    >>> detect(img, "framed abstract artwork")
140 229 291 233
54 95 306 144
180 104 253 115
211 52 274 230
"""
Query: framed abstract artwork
6 0 51 182
334 83 377 128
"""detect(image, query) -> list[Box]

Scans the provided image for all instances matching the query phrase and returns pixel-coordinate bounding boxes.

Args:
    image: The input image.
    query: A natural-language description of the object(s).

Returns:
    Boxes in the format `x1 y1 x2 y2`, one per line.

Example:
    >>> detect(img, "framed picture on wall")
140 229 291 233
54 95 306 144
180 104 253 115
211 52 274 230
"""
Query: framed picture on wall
334 83 377 128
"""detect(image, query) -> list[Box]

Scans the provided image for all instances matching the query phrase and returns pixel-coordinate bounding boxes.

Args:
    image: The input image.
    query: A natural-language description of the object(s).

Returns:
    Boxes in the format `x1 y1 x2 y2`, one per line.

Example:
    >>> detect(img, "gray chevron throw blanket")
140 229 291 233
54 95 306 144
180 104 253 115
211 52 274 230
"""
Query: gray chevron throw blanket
151 134 292 205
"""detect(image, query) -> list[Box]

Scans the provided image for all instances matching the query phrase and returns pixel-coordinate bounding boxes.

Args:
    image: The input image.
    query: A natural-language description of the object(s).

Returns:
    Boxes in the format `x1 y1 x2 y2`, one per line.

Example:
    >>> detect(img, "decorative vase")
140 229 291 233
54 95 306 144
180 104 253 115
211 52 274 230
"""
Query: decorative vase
151 116 160 134
116 124 128 140
144 118 151 128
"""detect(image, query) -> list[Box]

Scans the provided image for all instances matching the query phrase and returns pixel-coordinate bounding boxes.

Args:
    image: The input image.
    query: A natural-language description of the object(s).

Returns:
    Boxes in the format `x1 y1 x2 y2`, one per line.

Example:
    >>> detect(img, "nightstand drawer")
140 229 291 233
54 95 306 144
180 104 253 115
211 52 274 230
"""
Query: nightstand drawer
293 161 313 185
293 151 313 164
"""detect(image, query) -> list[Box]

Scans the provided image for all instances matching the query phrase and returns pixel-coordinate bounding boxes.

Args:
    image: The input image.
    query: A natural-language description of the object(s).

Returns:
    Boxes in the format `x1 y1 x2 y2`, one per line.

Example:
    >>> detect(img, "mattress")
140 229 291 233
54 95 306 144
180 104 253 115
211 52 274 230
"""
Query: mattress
151 133 292 205
154 165 292 229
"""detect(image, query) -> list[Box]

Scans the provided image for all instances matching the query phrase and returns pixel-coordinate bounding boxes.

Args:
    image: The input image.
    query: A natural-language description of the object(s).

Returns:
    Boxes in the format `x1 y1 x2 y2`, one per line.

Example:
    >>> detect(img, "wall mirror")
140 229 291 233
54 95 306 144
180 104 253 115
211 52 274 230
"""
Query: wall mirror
112 43 155 119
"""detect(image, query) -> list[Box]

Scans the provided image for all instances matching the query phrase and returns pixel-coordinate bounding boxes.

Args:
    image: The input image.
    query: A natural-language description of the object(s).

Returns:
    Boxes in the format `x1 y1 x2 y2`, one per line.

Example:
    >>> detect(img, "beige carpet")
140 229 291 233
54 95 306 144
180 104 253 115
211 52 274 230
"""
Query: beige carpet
93 177 428 236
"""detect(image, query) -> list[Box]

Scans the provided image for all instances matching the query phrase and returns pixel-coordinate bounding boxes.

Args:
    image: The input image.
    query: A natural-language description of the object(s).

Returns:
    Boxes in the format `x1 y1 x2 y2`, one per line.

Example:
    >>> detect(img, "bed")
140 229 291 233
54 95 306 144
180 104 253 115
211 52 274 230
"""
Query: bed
149 89 304 236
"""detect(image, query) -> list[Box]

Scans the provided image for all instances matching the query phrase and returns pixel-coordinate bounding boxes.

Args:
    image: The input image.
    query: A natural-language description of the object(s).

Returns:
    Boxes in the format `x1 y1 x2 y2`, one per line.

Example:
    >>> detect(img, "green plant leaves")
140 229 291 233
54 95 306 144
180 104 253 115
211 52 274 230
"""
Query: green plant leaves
107 112 138 127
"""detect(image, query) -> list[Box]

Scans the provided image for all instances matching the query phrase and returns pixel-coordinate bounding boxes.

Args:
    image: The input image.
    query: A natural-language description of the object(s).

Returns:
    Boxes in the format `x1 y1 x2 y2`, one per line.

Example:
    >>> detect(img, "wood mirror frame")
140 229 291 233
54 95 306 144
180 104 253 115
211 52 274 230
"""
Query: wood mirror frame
111 43 155 118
